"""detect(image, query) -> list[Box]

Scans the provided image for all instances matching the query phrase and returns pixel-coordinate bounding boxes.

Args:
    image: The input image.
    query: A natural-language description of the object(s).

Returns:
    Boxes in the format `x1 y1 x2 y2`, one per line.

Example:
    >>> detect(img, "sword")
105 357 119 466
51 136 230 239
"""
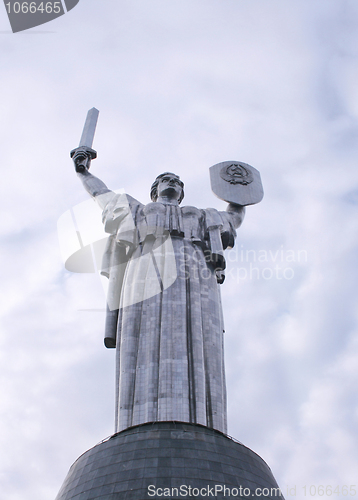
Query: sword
70 107 99 172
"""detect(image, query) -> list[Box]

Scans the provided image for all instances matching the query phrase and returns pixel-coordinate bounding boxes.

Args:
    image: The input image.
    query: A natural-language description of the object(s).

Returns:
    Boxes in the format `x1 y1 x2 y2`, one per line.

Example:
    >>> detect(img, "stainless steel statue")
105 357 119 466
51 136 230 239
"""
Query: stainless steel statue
71 110 263 434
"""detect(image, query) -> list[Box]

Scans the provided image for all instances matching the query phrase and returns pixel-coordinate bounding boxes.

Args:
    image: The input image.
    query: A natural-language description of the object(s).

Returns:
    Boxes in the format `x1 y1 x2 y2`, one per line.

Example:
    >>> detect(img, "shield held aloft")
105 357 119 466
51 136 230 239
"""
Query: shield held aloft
210 161 264 206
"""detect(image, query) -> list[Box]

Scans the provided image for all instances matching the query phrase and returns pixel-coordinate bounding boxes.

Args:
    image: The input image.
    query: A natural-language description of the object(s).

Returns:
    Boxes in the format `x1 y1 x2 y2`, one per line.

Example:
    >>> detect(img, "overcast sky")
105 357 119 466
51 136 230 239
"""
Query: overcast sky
1 1 358 499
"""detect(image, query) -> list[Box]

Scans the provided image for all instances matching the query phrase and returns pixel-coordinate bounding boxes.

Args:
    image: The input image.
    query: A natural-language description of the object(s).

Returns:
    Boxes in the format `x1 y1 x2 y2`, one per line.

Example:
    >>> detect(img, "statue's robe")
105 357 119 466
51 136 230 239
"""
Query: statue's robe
101 193 239 434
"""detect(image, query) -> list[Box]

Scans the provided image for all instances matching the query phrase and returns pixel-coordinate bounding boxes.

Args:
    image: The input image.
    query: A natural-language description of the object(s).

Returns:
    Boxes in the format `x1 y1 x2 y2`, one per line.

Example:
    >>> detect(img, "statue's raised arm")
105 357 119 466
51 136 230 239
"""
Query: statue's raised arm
71 147 114 210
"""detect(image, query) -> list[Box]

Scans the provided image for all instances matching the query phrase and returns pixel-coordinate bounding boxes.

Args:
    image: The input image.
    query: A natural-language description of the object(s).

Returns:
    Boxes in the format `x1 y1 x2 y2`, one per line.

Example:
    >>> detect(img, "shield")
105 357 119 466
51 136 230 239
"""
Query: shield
210 161 264 206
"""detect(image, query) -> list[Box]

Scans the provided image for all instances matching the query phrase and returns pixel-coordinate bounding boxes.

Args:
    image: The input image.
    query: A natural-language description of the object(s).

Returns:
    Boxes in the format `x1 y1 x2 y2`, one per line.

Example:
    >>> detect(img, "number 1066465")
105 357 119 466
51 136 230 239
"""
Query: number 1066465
5 2 62 14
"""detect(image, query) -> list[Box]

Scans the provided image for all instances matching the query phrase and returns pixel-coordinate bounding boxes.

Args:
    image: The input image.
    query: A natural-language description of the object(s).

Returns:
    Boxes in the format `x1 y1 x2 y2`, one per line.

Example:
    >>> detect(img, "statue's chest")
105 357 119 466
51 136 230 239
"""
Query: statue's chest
141 203 204 239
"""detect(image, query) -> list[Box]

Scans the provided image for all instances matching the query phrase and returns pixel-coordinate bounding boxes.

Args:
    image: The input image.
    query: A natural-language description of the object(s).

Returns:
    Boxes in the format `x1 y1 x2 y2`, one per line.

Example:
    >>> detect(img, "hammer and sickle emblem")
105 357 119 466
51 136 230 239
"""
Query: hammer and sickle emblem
220 163 254 185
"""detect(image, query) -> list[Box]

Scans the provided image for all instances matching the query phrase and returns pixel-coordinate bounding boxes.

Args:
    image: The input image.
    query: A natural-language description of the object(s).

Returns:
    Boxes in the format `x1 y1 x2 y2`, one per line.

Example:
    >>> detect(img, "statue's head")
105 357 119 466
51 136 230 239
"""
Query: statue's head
150 172 184 204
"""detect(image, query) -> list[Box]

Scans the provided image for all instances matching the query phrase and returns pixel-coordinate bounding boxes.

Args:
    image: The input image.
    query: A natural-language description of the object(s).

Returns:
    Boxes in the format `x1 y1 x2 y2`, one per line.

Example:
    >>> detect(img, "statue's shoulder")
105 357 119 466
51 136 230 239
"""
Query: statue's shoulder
143 201 166 214
181 205 202 217
102 193 144 234
105 193 143 212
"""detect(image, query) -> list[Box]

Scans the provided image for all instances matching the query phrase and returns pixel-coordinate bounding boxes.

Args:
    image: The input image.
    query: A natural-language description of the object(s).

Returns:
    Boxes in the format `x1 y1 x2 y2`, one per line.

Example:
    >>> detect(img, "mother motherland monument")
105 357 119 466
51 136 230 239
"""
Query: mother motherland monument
56 108 284 500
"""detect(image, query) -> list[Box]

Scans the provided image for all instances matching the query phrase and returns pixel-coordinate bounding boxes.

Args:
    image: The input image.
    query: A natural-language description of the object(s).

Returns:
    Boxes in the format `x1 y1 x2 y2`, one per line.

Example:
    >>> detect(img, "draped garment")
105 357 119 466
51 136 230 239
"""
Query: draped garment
101 194 238 434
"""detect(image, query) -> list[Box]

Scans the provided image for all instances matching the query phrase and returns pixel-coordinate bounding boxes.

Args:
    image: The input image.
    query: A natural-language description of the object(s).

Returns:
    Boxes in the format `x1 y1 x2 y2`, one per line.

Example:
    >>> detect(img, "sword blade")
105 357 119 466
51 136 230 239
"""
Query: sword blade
79 108 99 148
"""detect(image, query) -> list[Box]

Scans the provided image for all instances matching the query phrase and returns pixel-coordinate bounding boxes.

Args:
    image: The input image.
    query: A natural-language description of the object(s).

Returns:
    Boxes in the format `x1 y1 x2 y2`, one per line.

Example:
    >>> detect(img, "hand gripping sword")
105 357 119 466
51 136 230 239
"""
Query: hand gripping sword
70 107 99 172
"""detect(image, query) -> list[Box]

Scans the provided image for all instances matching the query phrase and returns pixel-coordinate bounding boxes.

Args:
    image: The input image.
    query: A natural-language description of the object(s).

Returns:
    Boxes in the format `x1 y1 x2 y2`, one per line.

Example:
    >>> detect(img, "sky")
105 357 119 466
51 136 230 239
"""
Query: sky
1 1 358 499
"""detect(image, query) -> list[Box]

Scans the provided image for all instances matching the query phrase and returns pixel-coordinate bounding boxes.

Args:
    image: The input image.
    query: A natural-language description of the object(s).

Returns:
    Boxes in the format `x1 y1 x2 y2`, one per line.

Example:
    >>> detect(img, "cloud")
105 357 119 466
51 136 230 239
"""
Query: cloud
1 1 358 499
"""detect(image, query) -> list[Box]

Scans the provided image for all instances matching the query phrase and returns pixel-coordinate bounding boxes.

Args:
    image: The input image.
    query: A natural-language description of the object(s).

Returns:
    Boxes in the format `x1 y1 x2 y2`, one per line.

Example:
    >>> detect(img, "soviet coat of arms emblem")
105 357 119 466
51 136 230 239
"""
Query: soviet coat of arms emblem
210 160 264 206
219 163 254 186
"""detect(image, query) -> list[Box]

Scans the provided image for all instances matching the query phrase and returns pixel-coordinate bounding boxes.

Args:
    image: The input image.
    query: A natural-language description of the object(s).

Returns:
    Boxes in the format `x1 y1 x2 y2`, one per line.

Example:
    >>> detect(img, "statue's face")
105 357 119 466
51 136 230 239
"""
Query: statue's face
157 174 183 201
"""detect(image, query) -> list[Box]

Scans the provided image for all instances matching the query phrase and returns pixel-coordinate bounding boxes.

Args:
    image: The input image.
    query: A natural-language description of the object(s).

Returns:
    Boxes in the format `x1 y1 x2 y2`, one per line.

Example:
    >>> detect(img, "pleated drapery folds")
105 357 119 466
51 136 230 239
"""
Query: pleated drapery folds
101 194 240 434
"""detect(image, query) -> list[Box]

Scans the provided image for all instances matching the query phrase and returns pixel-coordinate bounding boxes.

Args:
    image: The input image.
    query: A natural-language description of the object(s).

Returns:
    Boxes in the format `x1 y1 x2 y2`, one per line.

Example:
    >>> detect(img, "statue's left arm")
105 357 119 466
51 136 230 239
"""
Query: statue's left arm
226 203 246 229
204 204 245 284
220 203 246 249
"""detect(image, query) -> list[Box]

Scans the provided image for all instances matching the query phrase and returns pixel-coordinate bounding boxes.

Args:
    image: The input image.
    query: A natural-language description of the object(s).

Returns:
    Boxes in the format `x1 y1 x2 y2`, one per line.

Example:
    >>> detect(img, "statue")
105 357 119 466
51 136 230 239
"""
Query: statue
70 110 263 435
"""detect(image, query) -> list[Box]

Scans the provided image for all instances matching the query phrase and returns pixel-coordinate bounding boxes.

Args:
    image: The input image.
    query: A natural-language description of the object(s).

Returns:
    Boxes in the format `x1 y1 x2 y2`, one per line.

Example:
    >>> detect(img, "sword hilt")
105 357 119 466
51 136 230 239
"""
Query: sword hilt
70 146 97 172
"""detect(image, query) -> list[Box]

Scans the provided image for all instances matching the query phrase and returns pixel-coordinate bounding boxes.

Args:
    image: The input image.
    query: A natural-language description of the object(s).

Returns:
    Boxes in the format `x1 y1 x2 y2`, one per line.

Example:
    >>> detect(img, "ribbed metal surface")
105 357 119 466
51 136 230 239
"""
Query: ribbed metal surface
56 422 284 500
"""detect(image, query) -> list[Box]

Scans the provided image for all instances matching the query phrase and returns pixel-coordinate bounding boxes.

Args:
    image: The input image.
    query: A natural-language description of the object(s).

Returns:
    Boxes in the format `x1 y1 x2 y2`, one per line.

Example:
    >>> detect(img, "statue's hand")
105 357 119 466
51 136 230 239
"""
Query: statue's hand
70 146 97 173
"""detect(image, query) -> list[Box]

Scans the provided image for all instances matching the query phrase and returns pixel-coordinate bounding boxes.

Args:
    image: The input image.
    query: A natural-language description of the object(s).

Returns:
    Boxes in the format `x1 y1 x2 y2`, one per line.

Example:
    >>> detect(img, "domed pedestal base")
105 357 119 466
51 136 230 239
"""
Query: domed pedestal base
56 422 284 499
